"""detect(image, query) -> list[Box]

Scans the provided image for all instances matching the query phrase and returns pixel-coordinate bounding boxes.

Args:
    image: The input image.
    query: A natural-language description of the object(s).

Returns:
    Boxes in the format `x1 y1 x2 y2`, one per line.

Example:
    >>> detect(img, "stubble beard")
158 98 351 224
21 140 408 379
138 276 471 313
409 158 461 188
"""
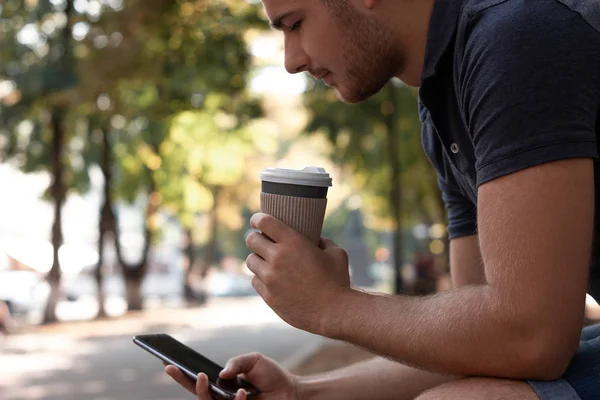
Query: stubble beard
333 9 403 104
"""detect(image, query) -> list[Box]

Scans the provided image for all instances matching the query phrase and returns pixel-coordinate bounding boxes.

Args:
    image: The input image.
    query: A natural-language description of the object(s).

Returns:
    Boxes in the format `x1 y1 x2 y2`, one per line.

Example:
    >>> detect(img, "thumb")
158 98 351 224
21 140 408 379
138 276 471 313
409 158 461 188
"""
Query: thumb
321 238 349 272
219 352 261 379
318 237 338 250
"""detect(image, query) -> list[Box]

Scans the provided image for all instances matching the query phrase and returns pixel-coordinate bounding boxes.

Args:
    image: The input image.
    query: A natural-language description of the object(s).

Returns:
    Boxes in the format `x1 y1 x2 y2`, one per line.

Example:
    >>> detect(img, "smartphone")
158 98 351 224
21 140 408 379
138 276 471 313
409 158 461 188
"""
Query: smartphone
133 333 260 399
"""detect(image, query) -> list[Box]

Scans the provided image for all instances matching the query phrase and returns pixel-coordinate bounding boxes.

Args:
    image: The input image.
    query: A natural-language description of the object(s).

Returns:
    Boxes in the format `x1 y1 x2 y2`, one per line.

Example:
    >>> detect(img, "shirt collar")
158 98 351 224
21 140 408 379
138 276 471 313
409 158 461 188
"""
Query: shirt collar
421 0 464 81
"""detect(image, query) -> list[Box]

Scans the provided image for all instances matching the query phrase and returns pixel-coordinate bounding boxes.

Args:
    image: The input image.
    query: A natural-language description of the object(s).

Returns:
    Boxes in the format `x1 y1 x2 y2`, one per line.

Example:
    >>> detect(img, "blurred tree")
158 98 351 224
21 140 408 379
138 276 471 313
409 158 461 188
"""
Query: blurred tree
304 80 445 294
76 0 264 309
0 0 96 323
162 103 264 300
1 0 266 315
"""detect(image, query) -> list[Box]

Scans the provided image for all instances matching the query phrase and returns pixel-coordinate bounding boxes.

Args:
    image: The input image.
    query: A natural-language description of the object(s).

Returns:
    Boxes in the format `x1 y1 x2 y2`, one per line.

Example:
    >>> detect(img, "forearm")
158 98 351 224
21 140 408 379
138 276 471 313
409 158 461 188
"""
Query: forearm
323 286 576 380
297 356 457 400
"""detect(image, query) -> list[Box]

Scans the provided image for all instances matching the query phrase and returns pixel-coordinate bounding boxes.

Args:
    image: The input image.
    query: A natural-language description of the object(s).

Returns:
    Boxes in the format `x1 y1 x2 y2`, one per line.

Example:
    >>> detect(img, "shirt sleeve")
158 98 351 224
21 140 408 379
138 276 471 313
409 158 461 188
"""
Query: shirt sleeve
459 1 600 187
420 101 478 240
438 175 478 240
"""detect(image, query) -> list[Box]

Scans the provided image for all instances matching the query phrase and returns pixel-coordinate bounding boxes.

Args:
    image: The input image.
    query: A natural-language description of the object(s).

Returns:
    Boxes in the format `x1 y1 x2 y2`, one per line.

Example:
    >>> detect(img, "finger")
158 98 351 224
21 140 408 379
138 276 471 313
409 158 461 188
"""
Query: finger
245 253 269 281
251 275 268 299
245 231 276 261
235 389 247 400
196 373 212 400
219 352 262 379
250 213 293 243
165 365 196 395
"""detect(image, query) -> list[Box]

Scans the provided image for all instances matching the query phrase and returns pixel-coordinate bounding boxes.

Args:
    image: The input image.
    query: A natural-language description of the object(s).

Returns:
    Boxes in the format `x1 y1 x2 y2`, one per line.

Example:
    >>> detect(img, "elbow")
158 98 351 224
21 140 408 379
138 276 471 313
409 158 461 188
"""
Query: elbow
509 327 579 381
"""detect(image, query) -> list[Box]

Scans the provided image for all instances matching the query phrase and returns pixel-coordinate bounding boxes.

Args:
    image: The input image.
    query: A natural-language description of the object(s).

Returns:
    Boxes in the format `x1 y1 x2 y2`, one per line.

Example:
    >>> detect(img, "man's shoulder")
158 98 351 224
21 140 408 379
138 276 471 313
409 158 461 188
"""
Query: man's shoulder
459 0 600 34
455 0 600 66
460 0 590 16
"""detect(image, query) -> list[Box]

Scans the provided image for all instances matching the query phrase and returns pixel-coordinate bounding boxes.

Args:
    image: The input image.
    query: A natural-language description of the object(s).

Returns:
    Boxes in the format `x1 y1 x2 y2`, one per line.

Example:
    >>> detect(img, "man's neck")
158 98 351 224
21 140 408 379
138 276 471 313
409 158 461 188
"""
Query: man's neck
390 0 435 87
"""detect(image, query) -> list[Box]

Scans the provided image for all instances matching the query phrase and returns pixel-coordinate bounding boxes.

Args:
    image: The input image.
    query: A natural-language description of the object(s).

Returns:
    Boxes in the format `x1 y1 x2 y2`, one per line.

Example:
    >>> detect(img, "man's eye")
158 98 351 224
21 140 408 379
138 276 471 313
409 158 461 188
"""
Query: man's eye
291 20 302 32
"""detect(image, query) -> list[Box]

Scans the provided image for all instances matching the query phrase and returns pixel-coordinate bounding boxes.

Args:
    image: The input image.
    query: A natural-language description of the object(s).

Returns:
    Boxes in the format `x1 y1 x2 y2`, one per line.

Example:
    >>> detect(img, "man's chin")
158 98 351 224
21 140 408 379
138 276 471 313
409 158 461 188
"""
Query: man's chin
334 87 372 104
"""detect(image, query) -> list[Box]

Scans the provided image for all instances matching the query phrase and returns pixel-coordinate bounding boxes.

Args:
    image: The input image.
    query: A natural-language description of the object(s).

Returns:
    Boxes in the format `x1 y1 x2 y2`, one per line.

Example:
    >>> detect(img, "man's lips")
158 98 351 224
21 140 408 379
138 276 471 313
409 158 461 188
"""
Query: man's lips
310 71 334 87
311 70 329 80
321 72 333 87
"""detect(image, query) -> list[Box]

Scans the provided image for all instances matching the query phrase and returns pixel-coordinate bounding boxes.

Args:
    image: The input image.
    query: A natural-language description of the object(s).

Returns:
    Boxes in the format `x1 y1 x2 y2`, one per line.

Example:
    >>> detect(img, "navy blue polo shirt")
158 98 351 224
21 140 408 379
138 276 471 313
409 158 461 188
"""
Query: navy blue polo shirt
418 0 600 299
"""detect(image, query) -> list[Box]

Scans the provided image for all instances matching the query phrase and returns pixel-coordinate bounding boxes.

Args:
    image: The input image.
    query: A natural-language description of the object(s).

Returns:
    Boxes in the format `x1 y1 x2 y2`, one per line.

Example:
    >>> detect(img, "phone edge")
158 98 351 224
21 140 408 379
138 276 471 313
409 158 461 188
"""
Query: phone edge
132 336 235 400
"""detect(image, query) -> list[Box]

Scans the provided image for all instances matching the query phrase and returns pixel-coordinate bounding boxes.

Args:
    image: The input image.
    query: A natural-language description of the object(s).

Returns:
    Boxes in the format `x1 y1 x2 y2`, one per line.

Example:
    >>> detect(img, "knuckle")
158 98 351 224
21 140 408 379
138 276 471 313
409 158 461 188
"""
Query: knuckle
262 291 272 304
245 231 258 248
245 255 254 272
251 275 261 289
289 234 304 248
261 270 274 285
248 351 262 361
270 249 283 266
258 214 277 232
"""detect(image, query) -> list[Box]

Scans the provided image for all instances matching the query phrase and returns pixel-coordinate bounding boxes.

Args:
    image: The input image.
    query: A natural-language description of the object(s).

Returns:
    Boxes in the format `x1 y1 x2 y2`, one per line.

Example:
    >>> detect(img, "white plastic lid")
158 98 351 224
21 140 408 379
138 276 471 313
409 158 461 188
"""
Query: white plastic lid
260 166 332 187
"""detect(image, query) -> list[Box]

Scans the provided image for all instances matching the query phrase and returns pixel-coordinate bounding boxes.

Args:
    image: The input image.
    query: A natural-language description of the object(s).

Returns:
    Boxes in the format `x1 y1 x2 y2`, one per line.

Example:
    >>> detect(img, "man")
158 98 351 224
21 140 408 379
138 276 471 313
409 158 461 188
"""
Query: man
166 0 600 398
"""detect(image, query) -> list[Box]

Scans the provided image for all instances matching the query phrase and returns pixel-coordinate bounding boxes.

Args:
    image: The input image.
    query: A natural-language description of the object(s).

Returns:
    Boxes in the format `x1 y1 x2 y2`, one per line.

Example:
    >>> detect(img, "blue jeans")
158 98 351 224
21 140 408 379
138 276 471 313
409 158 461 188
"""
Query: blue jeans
528 323 600 400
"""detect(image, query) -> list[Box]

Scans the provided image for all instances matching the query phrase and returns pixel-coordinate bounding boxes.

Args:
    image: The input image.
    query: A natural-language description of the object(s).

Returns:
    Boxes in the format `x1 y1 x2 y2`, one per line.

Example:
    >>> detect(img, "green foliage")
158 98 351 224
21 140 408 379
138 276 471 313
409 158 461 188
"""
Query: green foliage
0 0 91 197
82 0 265 211
0 0 267 265
304 80 443 228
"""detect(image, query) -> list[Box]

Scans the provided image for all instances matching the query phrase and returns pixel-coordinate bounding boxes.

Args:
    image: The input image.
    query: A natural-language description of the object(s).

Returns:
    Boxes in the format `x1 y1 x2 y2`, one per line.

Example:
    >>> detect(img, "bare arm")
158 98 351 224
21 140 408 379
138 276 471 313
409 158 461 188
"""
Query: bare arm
296 237 485 400
321 159 593 380
297 357 455 400
449 235 486 287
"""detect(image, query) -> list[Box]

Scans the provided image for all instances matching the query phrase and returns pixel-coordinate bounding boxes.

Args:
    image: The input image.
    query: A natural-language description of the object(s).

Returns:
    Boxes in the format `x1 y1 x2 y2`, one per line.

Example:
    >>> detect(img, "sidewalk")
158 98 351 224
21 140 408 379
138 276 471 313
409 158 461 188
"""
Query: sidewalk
6 297 280 339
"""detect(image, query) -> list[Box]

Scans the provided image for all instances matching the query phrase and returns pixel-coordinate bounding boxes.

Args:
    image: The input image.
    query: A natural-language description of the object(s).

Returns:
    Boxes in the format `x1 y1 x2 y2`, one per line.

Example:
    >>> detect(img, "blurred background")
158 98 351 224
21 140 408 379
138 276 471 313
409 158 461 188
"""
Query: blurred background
0 0 546 399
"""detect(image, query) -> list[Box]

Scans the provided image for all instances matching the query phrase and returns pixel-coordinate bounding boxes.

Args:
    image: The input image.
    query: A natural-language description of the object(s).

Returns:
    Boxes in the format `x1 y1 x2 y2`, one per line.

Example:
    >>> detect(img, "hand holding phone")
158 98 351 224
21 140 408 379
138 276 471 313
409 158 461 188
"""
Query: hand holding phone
134 333 300 400
165 366 248 400
133 334 260 399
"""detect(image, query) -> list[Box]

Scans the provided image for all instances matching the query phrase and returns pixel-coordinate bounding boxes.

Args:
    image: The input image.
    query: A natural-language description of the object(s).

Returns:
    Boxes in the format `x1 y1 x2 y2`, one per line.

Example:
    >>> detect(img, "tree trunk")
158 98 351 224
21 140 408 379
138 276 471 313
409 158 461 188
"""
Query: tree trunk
94 259 107 318
42 0 74 326
95 222 107 319
95 124 114 319
384 84 404 295
183 227 196 300
124 273 144 311
43 107 67 324
200 185 222 279
115 172 157 312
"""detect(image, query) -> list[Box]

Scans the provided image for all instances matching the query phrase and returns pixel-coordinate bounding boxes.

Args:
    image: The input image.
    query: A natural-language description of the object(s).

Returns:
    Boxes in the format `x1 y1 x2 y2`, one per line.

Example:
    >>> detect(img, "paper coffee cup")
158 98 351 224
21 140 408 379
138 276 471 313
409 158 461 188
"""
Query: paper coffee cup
260 166 333 245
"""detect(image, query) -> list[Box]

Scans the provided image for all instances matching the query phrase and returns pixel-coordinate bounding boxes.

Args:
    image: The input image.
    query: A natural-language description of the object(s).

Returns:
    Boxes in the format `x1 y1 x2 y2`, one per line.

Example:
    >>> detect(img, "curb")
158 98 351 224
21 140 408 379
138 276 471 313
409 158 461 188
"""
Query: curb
280 336 329 371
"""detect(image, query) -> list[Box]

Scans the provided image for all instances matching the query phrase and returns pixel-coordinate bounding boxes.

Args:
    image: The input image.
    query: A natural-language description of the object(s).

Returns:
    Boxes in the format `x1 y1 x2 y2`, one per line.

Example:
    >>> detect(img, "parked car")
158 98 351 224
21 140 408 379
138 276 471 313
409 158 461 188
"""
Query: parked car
0 270 50 323
204 271 257 298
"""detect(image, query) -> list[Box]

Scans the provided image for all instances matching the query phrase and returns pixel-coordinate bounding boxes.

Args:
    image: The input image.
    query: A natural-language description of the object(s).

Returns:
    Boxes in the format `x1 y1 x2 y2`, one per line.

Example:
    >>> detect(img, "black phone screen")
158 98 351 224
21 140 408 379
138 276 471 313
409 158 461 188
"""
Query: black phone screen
141 334 223 381
136 334 257 395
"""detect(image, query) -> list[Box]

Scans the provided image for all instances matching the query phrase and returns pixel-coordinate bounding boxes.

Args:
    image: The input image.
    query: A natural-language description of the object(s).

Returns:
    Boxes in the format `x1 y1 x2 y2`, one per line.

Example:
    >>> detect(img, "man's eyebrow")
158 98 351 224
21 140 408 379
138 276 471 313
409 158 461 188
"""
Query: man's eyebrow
270 11 295 30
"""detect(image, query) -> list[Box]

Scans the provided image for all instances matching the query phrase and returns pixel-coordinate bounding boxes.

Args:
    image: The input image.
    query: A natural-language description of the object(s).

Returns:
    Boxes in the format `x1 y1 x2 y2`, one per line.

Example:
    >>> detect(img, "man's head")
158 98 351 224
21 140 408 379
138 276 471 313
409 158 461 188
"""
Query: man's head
262 0 434 103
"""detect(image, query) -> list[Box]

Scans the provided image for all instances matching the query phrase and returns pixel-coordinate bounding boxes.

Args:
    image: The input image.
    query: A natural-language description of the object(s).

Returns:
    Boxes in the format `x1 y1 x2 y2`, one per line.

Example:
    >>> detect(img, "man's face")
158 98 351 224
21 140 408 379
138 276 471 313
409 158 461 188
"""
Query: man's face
262 0 403 104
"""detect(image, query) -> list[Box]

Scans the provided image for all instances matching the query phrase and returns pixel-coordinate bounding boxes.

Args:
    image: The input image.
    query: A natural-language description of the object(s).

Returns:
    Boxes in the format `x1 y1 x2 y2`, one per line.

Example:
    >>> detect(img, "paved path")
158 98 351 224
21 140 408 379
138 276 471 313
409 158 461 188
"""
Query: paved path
0 298 327 400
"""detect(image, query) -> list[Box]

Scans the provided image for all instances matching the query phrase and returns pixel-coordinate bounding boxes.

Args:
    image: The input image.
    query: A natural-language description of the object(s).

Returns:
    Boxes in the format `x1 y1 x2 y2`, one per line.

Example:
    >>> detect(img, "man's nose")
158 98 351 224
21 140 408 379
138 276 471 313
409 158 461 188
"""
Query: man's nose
284 36 309 74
